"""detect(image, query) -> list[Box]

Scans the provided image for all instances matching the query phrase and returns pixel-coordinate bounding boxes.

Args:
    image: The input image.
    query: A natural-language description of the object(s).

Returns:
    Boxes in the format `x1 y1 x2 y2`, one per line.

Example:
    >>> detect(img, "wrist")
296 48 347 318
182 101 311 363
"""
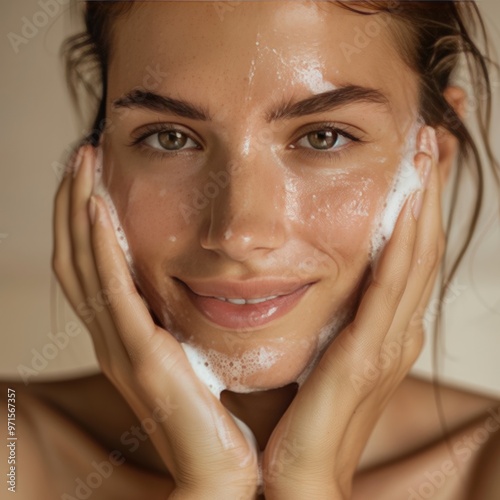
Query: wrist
170 487 256 500
170 476 258 500
263 480 348 500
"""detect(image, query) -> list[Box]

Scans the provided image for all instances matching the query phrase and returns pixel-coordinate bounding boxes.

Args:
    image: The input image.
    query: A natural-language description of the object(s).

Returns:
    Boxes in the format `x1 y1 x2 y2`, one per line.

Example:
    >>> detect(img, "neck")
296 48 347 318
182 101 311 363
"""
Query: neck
220 383 298 450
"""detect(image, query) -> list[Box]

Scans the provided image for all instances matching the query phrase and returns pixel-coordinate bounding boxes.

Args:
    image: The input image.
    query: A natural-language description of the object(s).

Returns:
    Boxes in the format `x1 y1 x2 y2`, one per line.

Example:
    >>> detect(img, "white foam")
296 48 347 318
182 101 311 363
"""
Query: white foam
290 55 337 94
92 147 135 274
370 121 423 260
181 343 226 397
181 342 283 398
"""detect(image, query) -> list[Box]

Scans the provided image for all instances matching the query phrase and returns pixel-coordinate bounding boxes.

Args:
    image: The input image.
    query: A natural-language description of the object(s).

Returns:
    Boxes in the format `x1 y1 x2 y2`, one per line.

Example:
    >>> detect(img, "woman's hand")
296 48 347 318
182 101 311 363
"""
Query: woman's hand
52 145 259 499
261 126 444 500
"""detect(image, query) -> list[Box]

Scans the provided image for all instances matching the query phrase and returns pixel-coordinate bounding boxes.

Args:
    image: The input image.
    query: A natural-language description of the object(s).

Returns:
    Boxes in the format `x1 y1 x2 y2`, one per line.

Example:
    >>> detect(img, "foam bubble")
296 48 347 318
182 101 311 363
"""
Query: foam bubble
181 342 283 398
290 55 337 94
370 121 423 260
92 147 135 274
181 343 226 397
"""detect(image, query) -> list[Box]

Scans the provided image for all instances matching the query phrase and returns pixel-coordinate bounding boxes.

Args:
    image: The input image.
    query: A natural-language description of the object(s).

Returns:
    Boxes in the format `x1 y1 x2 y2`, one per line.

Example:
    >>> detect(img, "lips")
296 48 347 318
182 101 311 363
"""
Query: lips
175 277 315 330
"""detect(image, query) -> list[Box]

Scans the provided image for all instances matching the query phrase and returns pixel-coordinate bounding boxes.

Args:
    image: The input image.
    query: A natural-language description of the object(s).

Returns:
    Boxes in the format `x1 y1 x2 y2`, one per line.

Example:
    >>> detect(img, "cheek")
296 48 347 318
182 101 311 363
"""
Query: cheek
293 172 388 261
107 172 193 263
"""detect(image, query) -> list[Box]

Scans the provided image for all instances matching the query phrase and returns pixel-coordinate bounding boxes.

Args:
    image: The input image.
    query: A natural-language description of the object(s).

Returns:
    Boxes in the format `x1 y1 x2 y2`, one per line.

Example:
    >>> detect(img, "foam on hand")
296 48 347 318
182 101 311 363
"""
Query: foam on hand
92 147 136 275
370 122 423 260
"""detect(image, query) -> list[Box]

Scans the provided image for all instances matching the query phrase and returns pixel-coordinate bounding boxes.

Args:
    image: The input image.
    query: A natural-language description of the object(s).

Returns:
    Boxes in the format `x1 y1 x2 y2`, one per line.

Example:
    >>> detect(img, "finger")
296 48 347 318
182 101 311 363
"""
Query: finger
389 126 444 337
52 148 87 308
343 188 419 355
411 127 445 308
70 146 134 368
279 192 419 444
70 145 99 292
52 149 113 365
70 147 113 325
89 194 162 360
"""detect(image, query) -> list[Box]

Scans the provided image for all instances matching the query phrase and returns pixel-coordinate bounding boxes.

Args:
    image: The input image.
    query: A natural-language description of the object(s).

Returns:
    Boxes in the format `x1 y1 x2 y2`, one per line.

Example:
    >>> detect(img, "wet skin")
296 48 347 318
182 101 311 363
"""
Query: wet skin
103 2 419 392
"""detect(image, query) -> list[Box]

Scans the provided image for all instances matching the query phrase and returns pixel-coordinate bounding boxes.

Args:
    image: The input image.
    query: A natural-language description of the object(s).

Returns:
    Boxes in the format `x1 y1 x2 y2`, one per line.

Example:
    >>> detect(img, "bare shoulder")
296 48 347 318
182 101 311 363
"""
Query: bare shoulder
356 375 500 499
0 375 171 499
362 374 500 464
0 381 52 498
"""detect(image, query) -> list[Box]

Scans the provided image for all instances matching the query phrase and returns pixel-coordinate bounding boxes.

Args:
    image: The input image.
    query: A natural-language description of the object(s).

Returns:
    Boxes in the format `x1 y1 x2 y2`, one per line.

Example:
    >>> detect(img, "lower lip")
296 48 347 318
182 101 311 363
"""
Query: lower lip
180 282 313 330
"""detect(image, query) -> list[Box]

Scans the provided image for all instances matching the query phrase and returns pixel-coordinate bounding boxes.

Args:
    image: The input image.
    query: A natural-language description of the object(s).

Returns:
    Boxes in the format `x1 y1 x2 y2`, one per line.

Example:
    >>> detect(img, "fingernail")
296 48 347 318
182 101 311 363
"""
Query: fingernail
73 147 85 178
412 190 423 220
89 195 97 224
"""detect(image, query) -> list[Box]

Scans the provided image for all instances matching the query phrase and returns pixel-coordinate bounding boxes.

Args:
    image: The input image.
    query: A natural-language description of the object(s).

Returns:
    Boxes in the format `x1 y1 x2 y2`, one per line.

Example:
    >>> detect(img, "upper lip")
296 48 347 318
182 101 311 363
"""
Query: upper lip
175 277 315 300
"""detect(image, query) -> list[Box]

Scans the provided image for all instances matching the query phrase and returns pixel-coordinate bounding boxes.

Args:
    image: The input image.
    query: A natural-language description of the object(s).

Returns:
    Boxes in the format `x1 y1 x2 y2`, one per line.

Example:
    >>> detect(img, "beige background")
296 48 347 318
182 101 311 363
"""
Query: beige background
1 1 499 396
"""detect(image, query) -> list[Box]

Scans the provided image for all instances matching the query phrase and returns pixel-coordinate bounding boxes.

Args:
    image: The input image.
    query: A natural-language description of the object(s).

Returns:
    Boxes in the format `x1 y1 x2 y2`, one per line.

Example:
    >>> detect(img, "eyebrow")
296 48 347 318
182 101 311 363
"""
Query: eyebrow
266 85 390 121
112 85 390 122
113 89 211 121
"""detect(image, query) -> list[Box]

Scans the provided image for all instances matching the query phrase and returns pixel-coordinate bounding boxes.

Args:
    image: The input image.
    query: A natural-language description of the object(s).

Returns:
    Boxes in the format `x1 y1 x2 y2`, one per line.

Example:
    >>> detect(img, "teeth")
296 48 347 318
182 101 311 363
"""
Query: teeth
226 298 246 305
246 296 278 304
214 295 279 305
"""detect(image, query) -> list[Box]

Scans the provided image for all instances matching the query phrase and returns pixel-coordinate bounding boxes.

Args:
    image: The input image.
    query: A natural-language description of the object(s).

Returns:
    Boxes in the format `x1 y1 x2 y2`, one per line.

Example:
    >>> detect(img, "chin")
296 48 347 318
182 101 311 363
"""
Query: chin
183 336 321 394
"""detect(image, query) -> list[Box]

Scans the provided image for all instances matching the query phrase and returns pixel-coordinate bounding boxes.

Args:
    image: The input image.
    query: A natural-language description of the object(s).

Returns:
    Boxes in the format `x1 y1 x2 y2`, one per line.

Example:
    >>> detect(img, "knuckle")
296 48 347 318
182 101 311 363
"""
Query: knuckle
73 264 92 294
389 279 406 303
54 175 70 208
417 244 440 270
375 277 405 306
51 252 62 277
401 330 424 367
52 251 70 281
72 248 89 275
106 357 126 386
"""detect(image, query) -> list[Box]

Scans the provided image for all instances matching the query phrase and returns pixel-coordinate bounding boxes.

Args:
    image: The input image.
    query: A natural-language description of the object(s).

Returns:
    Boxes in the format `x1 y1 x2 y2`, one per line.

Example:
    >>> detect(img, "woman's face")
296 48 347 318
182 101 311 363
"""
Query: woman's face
102 2 420 391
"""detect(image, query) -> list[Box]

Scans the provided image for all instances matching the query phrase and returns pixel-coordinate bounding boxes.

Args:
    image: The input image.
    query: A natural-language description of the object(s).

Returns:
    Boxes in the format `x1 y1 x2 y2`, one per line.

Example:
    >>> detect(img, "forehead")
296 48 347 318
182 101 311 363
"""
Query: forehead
108 2 417 120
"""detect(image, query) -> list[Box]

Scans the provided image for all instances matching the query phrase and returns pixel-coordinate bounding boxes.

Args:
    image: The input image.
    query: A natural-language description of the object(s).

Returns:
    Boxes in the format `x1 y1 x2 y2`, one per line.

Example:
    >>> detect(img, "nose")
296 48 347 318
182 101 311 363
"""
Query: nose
200 152 287 262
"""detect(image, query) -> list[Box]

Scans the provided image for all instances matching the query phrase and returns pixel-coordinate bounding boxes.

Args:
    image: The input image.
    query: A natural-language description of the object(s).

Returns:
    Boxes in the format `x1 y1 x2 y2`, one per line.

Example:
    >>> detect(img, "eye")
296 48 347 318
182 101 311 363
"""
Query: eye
144 129 199 152
295 128 351 151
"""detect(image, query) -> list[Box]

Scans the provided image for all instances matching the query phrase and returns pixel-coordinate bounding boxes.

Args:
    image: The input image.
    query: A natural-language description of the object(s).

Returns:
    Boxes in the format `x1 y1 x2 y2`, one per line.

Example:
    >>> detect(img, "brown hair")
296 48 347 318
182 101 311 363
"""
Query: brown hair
62 1 499 400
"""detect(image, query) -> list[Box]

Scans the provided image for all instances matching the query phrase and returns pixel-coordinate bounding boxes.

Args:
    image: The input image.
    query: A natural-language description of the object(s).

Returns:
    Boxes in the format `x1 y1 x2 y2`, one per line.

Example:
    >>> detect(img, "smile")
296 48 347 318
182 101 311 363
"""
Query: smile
214 295 279 305
174 278 315 330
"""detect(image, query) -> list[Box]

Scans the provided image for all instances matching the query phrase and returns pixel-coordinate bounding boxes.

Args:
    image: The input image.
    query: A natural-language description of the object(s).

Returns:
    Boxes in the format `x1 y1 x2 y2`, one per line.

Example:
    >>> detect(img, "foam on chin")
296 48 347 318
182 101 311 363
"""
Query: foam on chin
181 343 284 398
178 305 353 397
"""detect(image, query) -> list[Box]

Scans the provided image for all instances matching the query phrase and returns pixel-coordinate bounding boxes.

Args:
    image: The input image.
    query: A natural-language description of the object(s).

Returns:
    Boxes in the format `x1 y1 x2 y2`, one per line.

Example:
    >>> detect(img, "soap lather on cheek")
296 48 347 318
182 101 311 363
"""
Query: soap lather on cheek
92 147 136 276
370 121 423 260
93 117 423 400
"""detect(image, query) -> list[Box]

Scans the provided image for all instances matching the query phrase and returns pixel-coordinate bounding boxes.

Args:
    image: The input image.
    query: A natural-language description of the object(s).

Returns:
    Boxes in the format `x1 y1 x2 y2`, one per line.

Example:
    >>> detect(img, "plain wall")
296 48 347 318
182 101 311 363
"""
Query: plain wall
1 1 499 396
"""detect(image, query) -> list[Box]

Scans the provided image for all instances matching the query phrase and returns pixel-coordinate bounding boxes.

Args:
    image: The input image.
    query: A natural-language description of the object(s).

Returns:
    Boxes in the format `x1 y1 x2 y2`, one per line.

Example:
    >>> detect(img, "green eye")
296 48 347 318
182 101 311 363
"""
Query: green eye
305 130 339 150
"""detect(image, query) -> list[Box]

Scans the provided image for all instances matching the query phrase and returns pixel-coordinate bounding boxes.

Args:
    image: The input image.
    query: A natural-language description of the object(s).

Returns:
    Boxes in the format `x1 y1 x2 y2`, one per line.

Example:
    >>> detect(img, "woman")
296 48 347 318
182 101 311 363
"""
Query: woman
7 1 500 498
